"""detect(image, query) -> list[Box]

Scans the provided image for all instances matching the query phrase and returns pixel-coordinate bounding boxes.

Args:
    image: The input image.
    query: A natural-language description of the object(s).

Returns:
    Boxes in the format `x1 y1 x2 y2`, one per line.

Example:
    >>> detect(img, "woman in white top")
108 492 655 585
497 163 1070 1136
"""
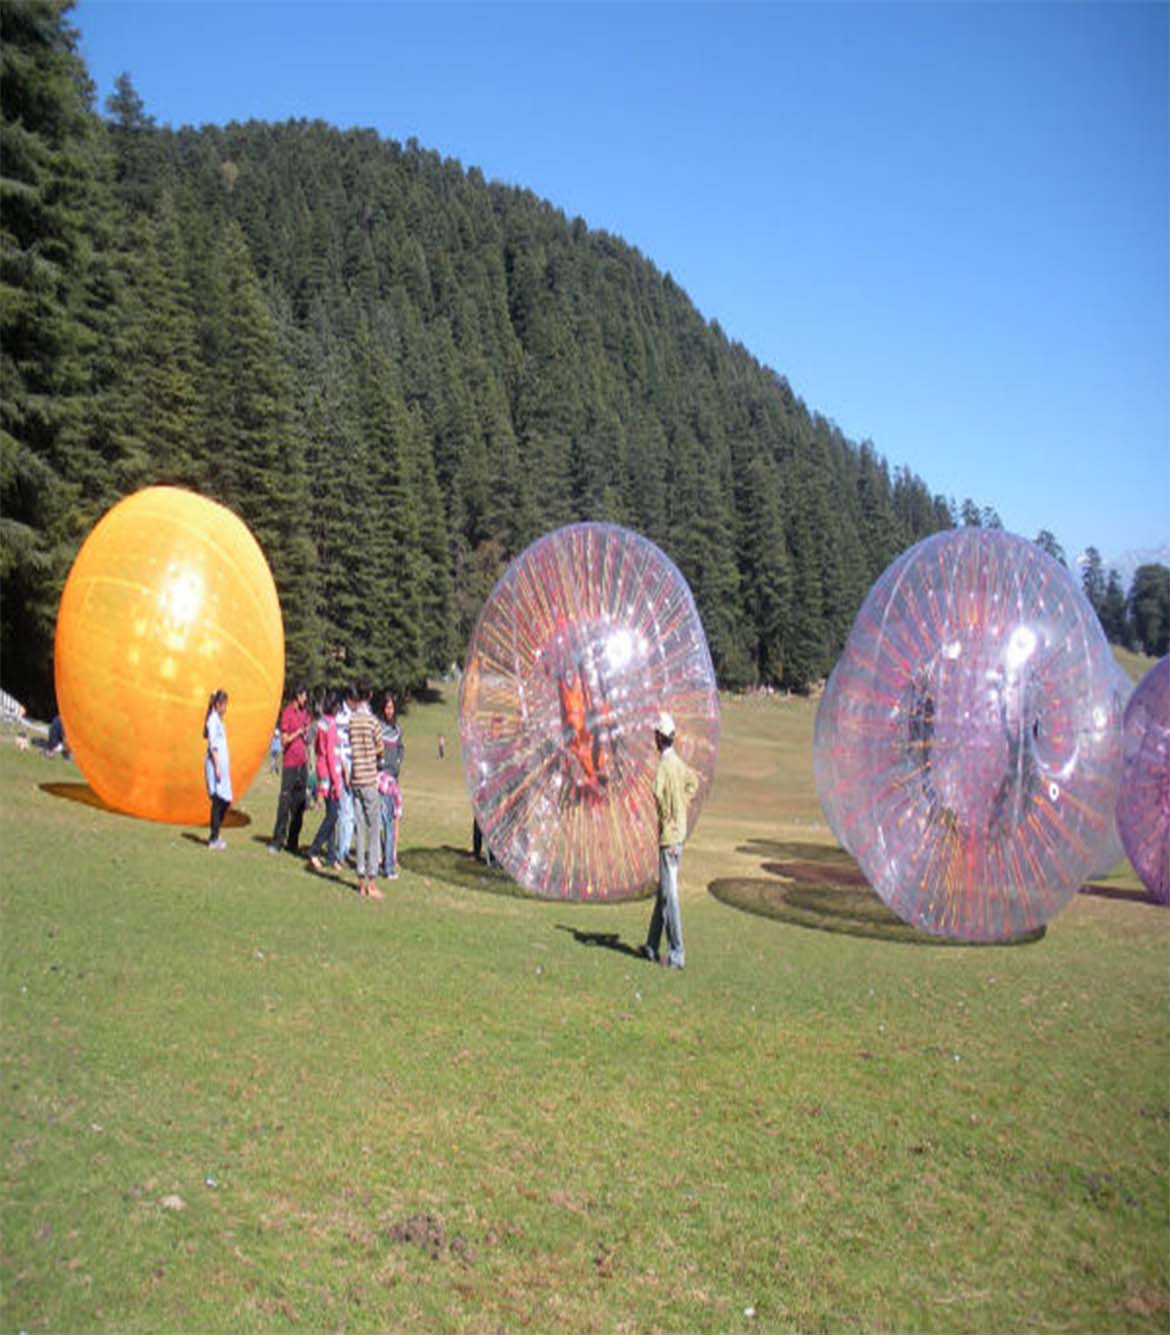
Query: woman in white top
204 689 232 850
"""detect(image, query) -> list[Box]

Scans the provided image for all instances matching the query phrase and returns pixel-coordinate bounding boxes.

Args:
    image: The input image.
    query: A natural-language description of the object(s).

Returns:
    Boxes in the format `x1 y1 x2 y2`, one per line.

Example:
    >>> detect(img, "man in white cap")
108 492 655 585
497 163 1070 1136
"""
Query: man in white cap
641 710 699 970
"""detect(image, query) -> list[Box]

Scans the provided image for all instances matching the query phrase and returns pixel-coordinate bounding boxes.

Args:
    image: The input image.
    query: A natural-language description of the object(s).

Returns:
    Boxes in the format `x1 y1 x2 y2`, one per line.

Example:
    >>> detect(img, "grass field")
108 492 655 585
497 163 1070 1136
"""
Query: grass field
1 683 1167 1333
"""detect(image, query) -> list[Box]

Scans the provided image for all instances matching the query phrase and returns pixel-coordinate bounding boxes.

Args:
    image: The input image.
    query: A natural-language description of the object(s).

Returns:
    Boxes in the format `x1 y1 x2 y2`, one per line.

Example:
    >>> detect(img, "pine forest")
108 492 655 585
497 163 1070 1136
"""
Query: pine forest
3 3 1167 719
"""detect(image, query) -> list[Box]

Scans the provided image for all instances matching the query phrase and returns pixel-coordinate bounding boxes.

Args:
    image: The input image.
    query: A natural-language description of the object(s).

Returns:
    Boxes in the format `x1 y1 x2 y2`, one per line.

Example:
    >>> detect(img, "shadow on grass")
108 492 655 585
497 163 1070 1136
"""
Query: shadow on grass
40 782 251 828
555 924 644 957
399 845 534 899
713 840 1045 948
397 846 656 903
1079 882 1164 906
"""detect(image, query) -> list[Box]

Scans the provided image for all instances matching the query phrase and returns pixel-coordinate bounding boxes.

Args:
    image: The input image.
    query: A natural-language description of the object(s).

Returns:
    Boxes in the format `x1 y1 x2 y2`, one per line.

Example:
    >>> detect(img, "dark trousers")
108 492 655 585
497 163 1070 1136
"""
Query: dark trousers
271 765 307 852
209 795 230 841
308 795 339 862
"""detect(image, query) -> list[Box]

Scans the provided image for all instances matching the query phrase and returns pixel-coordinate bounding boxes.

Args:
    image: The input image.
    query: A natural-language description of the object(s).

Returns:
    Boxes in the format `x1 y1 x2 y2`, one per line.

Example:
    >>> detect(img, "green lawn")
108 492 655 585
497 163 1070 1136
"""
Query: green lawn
1 686 1167 1333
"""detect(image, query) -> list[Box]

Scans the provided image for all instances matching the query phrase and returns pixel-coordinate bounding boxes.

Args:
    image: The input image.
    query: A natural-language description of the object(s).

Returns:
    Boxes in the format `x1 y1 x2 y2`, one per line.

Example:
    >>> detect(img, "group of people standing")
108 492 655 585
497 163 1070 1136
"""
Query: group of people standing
202 680 404 900
203 688 698 969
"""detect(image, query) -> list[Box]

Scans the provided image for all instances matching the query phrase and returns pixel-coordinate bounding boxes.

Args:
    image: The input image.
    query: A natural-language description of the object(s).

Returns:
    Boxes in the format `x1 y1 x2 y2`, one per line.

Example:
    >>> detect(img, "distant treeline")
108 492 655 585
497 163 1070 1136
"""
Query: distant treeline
3 3 1166 718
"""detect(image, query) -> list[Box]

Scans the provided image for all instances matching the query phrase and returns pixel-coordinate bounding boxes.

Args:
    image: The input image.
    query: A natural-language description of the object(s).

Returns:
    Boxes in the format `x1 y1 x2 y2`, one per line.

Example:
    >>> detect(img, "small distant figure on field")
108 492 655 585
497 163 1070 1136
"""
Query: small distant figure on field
268 724 281 774
641 711 698 971
378 692 403 880
307 689 343 871
203 689 232 850
437 732 446 759
268 682 311 856
348 680 384 900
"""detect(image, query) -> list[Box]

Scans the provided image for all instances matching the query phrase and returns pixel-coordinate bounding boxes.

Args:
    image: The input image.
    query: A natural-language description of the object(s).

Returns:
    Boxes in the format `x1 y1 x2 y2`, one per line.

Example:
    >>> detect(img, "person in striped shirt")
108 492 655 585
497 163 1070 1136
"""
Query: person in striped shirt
347 680 384 900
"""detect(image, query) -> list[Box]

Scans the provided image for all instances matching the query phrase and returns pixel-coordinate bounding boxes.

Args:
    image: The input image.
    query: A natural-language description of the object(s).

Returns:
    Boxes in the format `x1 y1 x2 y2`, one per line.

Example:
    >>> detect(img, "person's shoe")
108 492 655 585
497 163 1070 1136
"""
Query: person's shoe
387 869 399 880
267 844 281 855
662 958 684 971
639 944 659 963
308 854 323 871
213 839 228 851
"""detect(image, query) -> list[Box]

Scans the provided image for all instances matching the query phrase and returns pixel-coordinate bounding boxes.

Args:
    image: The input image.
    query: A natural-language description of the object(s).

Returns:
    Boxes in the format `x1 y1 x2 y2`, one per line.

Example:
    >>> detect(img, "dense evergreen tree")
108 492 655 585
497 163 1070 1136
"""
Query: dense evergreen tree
1128 564 1170 658
1033 529 1066 566
0 0 120 713
1081 547 1106 619
1099 568 1133 650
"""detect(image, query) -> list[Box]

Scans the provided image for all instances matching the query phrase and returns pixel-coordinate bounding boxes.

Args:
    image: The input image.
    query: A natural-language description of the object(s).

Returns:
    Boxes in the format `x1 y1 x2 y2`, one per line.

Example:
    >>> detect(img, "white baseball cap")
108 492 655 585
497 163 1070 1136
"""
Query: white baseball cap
654 711 675 737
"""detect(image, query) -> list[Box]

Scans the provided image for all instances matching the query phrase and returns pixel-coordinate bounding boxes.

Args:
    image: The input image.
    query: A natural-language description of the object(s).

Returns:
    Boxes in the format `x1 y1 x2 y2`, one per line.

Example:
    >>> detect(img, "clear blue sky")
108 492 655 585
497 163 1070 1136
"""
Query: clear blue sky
74 0 1169 573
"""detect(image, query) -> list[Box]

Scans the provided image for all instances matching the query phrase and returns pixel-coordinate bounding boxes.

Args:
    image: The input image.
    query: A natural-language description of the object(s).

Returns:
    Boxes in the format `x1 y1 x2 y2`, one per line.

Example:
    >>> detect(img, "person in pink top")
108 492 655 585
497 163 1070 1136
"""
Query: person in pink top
306 689 343 871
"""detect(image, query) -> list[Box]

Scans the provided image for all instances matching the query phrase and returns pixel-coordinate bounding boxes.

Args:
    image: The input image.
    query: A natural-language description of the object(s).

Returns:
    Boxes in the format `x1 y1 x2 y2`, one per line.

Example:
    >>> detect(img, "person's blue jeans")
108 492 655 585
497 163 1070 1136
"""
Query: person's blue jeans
380 791 398 875
336 785 355 863
646 844 685 968
308 796 339 862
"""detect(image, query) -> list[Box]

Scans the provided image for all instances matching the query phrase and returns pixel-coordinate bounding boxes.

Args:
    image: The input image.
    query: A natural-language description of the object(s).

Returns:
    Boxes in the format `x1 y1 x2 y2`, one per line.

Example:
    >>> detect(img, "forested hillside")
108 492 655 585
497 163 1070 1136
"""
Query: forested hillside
9 3 1160 721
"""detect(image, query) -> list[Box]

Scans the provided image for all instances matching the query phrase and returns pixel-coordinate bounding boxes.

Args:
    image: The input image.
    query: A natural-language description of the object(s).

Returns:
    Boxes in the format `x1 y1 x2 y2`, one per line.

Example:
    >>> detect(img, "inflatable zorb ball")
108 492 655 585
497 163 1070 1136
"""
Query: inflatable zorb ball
1117 657 1169 904
815 529 1121 939
55 487 284 824
459 523 720 899
1087 661 1135 879
813 664 855 855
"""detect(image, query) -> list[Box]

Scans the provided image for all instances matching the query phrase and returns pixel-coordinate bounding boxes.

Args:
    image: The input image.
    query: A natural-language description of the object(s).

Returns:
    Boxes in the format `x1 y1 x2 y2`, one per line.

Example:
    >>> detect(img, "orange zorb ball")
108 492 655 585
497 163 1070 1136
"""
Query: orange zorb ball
54 486 284 824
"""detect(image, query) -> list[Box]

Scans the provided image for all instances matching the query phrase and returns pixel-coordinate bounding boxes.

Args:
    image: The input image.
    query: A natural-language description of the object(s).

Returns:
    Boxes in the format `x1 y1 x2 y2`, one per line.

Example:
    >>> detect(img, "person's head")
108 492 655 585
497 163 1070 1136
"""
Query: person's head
204 688 228 736
382 691 397 721
353 679 372 705
654 709 675 752
322 688 340 717
290 680 308 706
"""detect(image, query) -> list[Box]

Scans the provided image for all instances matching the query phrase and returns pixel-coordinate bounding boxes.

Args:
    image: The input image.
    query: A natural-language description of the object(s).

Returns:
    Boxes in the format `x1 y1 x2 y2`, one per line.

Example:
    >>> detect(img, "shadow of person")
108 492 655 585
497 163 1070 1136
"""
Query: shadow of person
555 924 643 957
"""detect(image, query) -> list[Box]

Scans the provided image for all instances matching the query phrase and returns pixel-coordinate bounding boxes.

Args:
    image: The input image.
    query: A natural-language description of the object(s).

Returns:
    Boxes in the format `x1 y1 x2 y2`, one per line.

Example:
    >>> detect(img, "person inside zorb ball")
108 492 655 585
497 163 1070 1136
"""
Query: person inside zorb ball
459 523 720 900
815 528 1122 940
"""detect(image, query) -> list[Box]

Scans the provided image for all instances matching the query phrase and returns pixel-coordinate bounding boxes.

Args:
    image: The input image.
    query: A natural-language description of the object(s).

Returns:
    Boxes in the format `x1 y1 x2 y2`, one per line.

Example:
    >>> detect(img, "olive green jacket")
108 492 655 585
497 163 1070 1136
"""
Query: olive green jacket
653 746 700 847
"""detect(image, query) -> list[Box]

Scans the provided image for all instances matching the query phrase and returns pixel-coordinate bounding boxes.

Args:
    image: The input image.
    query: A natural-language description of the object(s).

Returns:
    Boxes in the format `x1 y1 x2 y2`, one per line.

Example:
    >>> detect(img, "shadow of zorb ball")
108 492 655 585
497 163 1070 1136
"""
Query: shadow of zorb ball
459 523 720 899
1117 656 1169 904
815 529 1121 939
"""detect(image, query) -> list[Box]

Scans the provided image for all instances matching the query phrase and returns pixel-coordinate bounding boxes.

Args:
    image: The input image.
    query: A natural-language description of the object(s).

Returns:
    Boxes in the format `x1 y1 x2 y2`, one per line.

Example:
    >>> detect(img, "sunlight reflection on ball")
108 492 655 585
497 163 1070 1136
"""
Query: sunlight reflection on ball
814 529 1121 939
459 523 720 899
1116 656 1169 904
54 487 284 824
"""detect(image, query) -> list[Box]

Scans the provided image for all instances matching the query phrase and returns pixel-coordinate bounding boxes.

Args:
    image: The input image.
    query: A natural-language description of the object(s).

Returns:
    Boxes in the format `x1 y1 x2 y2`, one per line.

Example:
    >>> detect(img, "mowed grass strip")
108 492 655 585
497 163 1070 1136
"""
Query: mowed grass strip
1 688 1167 1333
